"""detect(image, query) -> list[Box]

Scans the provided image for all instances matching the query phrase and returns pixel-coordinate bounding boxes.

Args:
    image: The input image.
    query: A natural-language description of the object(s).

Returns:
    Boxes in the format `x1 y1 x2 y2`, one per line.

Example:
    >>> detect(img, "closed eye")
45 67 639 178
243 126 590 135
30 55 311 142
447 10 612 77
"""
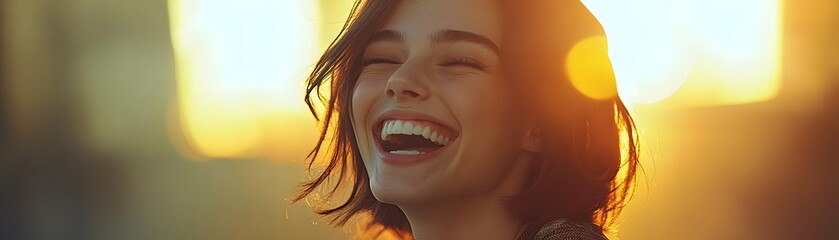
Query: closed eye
438 57 488 71
363 57 401 66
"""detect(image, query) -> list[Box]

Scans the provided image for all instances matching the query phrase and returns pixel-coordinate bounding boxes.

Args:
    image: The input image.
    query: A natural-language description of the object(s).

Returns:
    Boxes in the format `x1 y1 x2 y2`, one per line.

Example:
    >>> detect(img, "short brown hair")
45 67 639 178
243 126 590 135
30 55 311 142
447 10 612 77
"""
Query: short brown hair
293 0 641 238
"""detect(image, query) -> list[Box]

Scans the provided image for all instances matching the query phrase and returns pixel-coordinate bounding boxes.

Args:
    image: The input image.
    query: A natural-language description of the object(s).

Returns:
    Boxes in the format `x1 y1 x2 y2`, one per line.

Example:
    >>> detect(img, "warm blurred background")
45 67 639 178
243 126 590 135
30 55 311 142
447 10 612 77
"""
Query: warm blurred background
0 0 836 239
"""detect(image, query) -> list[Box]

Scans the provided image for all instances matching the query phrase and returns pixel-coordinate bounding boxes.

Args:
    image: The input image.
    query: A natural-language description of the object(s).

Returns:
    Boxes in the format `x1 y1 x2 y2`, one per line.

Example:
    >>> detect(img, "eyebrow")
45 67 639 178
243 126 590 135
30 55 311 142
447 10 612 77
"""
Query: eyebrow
370 30 405 43
368 29 500 54
430 29 500 54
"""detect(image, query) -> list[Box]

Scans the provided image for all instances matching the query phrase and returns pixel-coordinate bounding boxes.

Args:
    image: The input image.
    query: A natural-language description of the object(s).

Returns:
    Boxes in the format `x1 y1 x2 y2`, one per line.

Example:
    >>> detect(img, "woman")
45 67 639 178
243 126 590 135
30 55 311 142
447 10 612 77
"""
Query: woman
294 0 640 239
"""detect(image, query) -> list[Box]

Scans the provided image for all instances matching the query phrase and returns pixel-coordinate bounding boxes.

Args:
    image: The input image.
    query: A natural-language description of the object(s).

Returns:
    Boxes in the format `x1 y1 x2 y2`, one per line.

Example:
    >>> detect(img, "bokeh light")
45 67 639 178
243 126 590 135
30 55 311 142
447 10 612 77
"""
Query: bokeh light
584 0 782 106
168 0 322 160
566 35 618 100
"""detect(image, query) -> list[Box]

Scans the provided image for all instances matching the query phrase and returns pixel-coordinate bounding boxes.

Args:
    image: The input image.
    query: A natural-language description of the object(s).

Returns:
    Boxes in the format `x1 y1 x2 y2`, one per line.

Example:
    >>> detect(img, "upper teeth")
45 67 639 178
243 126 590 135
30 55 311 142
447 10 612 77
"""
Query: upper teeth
381 119 451 145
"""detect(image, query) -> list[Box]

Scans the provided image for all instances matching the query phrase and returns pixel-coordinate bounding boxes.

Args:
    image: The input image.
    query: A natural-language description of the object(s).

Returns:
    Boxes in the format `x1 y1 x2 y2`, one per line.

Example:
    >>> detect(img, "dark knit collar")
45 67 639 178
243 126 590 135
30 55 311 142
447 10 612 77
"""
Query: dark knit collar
528 218 608 240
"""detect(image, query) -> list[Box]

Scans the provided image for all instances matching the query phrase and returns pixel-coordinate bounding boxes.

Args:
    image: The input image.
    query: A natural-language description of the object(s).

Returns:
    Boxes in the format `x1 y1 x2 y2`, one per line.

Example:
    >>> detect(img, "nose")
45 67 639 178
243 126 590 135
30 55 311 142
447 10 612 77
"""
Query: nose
385 65 429 101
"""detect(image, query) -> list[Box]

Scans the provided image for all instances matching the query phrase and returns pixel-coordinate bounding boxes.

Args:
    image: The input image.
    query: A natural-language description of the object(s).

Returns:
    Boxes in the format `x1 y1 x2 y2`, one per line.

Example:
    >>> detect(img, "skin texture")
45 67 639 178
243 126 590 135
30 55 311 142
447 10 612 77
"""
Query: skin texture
350 0 542 239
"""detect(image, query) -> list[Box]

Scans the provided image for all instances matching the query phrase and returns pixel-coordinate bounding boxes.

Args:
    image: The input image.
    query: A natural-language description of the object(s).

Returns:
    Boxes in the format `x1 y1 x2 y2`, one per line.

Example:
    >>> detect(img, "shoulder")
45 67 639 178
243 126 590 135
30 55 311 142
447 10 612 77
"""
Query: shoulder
533 219 609 240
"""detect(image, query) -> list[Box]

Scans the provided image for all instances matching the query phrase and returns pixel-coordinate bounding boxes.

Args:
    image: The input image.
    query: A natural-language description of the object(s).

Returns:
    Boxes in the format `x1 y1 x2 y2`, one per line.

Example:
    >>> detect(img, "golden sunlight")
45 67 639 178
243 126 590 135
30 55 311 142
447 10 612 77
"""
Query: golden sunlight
584 0 782 106
168 0 322 161
166 0 782 161
566 35 618 100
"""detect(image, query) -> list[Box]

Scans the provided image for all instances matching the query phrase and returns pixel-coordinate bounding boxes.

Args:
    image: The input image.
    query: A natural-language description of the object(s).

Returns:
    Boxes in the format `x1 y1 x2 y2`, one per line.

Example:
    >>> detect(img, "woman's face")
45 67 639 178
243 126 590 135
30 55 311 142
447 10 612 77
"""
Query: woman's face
352 0 534 206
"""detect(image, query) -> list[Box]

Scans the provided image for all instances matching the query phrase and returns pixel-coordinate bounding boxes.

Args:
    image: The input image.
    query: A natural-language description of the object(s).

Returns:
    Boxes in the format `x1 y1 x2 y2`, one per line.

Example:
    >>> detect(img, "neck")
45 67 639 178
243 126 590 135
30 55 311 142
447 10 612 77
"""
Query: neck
401 197 523 240
399 153 533 240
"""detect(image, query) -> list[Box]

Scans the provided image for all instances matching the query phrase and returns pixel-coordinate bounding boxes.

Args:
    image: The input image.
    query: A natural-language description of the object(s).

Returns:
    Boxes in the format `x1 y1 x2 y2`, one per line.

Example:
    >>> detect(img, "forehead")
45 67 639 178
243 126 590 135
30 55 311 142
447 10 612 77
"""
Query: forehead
382 0 503 46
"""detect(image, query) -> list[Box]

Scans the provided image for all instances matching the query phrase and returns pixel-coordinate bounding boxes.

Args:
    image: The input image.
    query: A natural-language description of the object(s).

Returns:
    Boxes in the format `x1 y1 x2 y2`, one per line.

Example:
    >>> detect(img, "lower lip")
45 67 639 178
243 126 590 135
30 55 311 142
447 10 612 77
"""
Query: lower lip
375 141 452 166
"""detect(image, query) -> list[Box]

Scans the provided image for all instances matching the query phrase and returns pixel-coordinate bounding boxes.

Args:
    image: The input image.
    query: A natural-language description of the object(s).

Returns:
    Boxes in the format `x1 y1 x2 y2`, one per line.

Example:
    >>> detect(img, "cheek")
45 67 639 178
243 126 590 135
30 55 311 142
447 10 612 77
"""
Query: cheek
352 72 390 122
351 78 386 159
443 78 524 156
445 77 518 130
447 80 524 159
438 78 528 193
351 80 380 126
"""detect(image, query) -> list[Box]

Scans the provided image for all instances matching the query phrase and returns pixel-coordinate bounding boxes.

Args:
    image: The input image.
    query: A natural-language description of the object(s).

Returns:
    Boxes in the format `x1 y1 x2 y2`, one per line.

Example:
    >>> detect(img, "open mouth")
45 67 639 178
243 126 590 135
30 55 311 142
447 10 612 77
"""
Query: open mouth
377 119 458 155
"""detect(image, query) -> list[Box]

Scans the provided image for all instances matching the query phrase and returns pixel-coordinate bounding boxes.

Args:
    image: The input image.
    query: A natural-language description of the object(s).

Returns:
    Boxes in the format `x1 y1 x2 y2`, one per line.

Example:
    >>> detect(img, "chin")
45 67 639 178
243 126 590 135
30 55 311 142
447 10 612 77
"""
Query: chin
369 181 426 205
365 158 454 206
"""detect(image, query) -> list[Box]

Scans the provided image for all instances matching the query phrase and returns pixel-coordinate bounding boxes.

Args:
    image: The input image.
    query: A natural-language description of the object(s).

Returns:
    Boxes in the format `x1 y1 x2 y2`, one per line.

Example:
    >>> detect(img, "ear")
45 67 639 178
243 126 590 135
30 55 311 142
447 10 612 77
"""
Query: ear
521 126 543 153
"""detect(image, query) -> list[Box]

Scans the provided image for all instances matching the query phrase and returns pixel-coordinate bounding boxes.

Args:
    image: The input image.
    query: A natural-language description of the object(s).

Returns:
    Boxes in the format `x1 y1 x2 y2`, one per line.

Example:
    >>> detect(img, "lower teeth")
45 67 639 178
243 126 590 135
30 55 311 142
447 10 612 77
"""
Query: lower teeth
389 150 424 155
